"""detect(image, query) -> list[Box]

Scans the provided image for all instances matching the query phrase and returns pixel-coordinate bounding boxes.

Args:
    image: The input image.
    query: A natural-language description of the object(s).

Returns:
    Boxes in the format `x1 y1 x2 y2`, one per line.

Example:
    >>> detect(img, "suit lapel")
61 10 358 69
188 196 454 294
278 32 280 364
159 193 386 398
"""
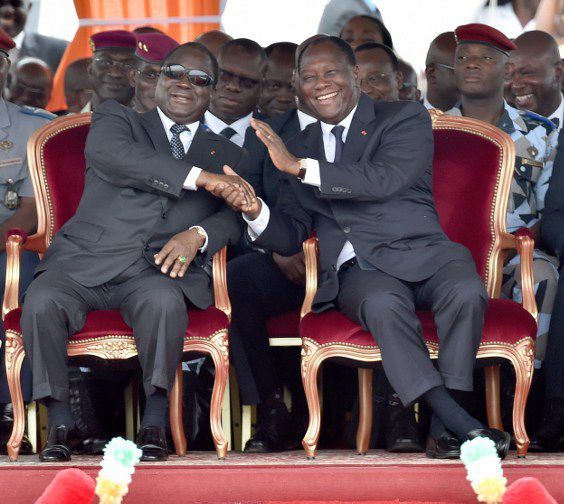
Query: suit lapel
302 122 325 161
184 125 221 170
342 93 376 163
139 108 172 155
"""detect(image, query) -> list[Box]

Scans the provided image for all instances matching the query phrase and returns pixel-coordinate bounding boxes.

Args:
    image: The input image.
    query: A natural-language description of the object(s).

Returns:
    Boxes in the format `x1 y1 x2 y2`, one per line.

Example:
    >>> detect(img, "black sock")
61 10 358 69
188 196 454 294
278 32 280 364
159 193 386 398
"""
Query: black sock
423 385 483 442
430 413 447 438
44 397 75 430
141 389 168 429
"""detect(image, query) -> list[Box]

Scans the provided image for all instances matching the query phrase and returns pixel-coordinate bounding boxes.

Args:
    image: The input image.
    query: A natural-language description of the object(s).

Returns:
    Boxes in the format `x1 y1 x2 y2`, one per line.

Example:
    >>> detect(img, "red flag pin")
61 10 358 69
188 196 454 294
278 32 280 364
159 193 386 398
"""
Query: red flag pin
211 150 216 155
361 130 367 136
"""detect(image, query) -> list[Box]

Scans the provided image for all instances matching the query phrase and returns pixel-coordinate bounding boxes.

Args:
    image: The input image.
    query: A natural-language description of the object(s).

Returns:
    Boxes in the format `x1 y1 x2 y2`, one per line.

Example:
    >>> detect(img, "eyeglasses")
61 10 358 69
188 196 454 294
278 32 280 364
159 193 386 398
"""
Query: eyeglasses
137 69 160 81
362 72 392 87
219 69 260 89
435 63 454 71
161 64 215 87
93 57 134 73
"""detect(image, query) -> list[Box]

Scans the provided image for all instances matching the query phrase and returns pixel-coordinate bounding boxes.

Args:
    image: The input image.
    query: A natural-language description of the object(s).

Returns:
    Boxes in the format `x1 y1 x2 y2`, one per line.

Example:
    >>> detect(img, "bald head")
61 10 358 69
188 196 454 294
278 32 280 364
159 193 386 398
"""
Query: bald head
426 32 457 67
507 30 562 117
194 30 232 58
64 58 93 113
424 32 459 111
8 56 52 109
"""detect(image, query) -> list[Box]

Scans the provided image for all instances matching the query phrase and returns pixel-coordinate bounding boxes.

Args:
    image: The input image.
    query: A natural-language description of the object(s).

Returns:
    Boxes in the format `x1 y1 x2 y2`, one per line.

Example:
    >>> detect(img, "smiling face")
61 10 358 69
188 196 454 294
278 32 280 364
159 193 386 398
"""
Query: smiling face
297 40 360 124
155 46 213 124
454 43 508 100
356 47 401 101
258 47 296 117
130 60 161 112
88 48 135 105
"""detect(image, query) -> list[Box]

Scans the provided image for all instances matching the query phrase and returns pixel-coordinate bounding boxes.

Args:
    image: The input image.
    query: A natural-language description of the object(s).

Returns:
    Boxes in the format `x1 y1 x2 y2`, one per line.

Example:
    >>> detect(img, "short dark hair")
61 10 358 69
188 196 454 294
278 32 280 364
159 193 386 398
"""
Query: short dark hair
218 38 267 65
355 42 398 70
297 35 356 72
340 15 394 50
265 41 298 59
162 42 219 82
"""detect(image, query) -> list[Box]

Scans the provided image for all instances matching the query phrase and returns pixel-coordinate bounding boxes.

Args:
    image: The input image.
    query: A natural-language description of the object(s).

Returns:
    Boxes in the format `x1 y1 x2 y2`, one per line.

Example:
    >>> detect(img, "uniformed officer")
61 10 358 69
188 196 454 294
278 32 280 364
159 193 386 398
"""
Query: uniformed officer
446 23 559 365
0 27 55 453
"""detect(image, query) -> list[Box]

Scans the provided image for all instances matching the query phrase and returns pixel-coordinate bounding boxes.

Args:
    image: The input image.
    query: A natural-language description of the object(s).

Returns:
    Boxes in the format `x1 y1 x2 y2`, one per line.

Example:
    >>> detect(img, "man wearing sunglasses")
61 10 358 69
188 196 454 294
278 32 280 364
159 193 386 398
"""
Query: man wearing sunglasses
83 30 136 113
423 32 459 112
129 32 178 113
21 42 255 463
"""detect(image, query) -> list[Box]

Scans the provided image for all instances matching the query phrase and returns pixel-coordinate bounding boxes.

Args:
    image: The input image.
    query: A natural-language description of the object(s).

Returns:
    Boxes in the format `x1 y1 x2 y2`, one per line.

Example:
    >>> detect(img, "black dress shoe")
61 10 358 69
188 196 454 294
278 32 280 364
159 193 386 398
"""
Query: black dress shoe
244 401 290 453
426 430 461 459
136 426 168 461
39 425 73 462
385 397 424 453
529 403 564 452
467 428 511 460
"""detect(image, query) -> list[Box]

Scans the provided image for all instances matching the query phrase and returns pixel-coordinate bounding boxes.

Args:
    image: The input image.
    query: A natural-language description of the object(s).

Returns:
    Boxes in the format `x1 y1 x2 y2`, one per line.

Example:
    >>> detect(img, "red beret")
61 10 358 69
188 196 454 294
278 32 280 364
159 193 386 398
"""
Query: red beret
455 23 517 56
135 33 179 64
0 27 15 57
89 30 136 52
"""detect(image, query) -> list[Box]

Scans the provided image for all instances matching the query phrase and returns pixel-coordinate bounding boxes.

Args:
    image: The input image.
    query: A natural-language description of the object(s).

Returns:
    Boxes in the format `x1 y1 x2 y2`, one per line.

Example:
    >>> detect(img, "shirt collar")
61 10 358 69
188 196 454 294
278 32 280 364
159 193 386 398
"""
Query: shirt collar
319 105 357 141
548 93 564 126
157 107 200 139
204 110 252 139
297 109 317 131
13 31 24 50
423 95 436 110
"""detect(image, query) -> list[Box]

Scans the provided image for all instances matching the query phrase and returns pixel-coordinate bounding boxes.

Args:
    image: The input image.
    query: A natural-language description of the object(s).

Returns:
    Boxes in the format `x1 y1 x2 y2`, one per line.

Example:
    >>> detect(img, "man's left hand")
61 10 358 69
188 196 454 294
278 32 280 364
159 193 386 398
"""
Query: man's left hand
251 118 300 176
154 228 205 278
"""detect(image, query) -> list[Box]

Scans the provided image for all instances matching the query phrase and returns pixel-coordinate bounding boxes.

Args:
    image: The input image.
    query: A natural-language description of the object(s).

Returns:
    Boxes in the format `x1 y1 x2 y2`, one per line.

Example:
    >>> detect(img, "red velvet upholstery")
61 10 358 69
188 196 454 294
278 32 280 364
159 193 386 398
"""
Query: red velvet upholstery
4 306 228 342
267 311 301 339
301 300 536 348
432 129 501 282
42 123 91 237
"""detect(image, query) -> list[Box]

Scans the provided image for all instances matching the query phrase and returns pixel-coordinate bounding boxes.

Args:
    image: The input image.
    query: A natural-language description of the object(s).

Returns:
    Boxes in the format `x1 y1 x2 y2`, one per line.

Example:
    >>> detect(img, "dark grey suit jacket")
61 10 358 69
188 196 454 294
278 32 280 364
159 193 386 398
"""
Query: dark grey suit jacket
254 94 472 308
19 33 68 74
37 100 245 309
542 128 564 261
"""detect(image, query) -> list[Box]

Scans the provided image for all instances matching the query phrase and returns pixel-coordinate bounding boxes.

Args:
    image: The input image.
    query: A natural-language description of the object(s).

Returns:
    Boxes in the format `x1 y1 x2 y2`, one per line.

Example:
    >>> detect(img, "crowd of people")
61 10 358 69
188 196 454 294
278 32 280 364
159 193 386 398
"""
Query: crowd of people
0 0 563 465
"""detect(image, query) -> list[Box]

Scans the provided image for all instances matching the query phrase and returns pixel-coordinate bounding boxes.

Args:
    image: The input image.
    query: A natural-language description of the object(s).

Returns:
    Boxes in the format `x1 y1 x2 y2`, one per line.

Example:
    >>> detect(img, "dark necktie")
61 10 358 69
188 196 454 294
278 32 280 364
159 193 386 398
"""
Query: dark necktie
331 125 345 162
170 124 189 159
220 126 237 139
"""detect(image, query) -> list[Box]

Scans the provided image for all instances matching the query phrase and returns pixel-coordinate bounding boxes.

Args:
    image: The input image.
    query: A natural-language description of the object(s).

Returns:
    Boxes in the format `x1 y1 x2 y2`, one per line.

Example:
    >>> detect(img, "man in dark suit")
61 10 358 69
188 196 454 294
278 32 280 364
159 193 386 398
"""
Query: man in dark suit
218 36 510 459
536 129 564 450
21 42 252 462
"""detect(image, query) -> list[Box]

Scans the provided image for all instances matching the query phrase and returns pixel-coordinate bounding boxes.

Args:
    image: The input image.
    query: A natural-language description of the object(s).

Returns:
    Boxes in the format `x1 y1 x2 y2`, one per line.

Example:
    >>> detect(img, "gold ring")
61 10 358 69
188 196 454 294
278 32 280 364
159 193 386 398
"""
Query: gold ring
177 255 188 263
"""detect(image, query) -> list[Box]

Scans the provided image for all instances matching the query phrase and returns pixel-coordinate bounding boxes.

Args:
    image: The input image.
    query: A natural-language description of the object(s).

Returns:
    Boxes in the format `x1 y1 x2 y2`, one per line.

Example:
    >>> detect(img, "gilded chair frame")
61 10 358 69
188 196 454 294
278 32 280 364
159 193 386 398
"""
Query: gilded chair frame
3 114 231 461
298 111 537 459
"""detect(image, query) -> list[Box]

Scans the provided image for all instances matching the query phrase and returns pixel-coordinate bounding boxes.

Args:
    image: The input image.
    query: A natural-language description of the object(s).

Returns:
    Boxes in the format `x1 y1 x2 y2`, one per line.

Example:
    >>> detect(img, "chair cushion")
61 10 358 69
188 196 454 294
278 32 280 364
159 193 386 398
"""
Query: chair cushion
4 306 229 342
300 299 536 348
267 311 301 338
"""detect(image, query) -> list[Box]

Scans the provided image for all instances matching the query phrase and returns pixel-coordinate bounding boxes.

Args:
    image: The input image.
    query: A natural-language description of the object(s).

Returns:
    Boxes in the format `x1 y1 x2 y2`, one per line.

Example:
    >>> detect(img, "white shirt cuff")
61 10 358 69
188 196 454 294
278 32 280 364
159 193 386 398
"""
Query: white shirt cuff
243 198 270 241
189 225 208 252
183 167 202 191
302 158 321 187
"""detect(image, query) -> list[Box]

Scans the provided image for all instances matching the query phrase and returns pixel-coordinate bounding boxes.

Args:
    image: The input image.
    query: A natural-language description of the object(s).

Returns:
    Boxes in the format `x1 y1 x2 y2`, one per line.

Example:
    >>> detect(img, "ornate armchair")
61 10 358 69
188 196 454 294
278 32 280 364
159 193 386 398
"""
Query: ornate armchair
298 111 538 459
3 113 231 461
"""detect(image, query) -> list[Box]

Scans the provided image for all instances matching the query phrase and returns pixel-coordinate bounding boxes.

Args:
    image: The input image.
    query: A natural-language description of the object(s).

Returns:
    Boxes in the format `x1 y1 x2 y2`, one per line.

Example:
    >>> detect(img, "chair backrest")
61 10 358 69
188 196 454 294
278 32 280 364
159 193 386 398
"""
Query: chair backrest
27 113 91 250
430 111 515 297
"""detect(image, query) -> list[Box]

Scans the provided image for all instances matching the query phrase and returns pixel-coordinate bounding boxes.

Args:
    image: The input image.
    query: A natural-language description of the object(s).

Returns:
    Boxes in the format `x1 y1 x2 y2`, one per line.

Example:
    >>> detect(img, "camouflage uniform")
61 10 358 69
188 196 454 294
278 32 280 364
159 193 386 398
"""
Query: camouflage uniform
447 102 560 364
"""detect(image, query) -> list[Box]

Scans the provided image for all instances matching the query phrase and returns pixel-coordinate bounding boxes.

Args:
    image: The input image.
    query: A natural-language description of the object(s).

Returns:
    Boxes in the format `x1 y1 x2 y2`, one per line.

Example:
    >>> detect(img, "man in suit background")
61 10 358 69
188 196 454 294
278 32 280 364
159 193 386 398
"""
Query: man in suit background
397 58 422 101
423 32 459 111
218 35 511 460
21 41 252 463
194 30 233 59
355 42 402 102
63 58 92 114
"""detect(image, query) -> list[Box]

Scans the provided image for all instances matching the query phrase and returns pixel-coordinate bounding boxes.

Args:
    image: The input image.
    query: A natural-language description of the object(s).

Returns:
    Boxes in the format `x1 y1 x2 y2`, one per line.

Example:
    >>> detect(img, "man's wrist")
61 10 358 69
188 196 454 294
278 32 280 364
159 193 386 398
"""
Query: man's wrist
195 170 212 188
243 199 263 221
190 226 206 248
296 158 307 180
286 157 301 177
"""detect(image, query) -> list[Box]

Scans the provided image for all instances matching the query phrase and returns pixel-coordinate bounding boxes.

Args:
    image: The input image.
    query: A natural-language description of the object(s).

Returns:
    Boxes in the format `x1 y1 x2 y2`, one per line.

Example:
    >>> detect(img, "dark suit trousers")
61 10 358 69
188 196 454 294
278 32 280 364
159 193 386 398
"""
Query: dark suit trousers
21 264 189 402
543 268 564 401
227 252 304 405
0 250 39 403
337 260 487 406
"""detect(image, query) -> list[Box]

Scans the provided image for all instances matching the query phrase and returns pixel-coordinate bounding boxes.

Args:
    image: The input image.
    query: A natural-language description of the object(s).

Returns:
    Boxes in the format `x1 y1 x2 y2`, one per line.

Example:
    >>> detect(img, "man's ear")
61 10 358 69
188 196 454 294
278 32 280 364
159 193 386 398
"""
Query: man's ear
127 67 136 88
352 63 360 88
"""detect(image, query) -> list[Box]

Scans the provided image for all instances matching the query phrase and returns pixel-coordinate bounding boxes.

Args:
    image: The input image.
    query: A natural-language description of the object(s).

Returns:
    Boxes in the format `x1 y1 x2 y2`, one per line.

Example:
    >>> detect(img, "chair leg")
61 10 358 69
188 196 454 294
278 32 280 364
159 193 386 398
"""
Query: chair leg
5 334 26 461
484 365 503 431
357 368 373 455
209 332 229 460
511 340 535 457
169 365 187 456
301 341 323 459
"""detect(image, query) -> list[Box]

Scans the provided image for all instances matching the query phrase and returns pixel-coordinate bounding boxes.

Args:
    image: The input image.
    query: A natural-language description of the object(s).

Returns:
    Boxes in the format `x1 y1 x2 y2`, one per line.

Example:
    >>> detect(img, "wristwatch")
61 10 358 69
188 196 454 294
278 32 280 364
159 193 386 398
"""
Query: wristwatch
191 226 207 246
296 158 308 180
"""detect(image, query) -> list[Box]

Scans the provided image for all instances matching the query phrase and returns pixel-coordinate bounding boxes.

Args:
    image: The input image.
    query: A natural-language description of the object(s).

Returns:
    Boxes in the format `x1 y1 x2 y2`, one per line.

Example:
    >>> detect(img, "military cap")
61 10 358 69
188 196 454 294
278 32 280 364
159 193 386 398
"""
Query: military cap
0 28 15 57
89 30 136 53
455 23 517 57
135 33 179 64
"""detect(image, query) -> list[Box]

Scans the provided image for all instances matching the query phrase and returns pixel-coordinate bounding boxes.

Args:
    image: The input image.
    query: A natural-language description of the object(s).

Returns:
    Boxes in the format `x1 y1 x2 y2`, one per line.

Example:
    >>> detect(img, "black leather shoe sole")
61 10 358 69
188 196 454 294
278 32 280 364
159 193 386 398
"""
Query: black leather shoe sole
425 433 461 459
140 445 168 462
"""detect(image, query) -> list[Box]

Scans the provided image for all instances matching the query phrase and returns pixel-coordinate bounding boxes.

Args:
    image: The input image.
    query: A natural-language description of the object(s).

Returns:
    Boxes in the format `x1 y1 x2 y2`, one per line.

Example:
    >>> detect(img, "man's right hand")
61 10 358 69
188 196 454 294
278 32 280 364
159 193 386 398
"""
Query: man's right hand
272 251 306 285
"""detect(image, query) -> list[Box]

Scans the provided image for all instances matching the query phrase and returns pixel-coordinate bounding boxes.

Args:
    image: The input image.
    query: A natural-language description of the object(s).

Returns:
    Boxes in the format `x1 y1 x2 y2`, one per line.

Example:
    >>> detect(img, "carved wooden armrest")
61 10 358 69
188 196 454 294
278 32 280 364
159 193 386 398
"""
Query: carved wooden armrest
212 246 231 321
301 237 319 319
2 229 27 320
500 229 538 321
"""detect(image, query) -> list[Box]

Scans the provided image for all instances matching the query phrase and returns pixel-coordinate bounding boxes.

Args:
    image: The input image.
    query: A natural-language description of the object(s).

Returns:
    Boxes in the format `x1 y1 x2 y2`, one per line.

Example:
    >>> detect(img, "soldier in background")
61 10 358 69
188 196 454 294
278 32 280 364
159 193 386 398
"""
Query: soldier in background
64 58 92 114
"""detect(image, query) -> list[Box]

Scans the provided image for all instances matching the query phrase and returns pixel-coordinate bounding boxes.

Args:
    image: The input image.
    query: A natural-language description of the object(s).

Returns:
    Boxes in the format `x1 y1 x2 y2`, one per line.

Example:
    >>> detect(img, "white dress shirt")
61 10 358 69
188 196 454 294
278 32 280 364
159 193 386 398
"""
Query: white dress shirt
245 106 358 270
157 107 208 250
204 110 253 147
297 109 318 130
548 93 564 133
423 95 437 111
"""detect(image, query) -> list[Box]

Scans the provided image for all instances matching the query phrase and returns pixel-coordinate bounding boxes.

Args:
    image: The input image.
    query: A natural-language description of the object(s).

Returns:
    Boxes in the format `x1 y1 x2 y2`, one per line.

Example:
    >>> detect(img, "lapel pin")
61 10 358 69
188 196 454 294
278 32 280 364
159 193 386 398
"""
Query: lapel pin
361 130 367 136
210 150 216 155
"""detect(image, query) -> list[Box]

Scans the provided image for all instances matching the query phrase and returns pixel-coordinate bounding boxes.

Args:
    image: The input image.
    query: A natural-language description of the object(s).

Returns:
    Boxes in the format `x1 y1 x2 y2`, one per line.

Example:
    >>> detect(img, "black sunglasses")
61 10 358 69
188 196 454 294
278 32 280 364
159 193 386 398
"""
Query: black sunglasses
161 64 215 87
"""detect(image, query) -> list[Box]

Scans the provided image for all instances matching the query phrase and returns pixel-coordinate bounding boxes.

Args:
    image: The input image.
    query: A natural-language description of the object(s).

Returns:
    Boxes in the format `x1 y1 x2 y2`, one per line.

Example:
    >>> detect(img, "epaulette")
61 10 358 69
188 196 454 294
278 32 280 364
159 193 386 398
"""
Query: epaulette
523 110 557 132
20 106 56 120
